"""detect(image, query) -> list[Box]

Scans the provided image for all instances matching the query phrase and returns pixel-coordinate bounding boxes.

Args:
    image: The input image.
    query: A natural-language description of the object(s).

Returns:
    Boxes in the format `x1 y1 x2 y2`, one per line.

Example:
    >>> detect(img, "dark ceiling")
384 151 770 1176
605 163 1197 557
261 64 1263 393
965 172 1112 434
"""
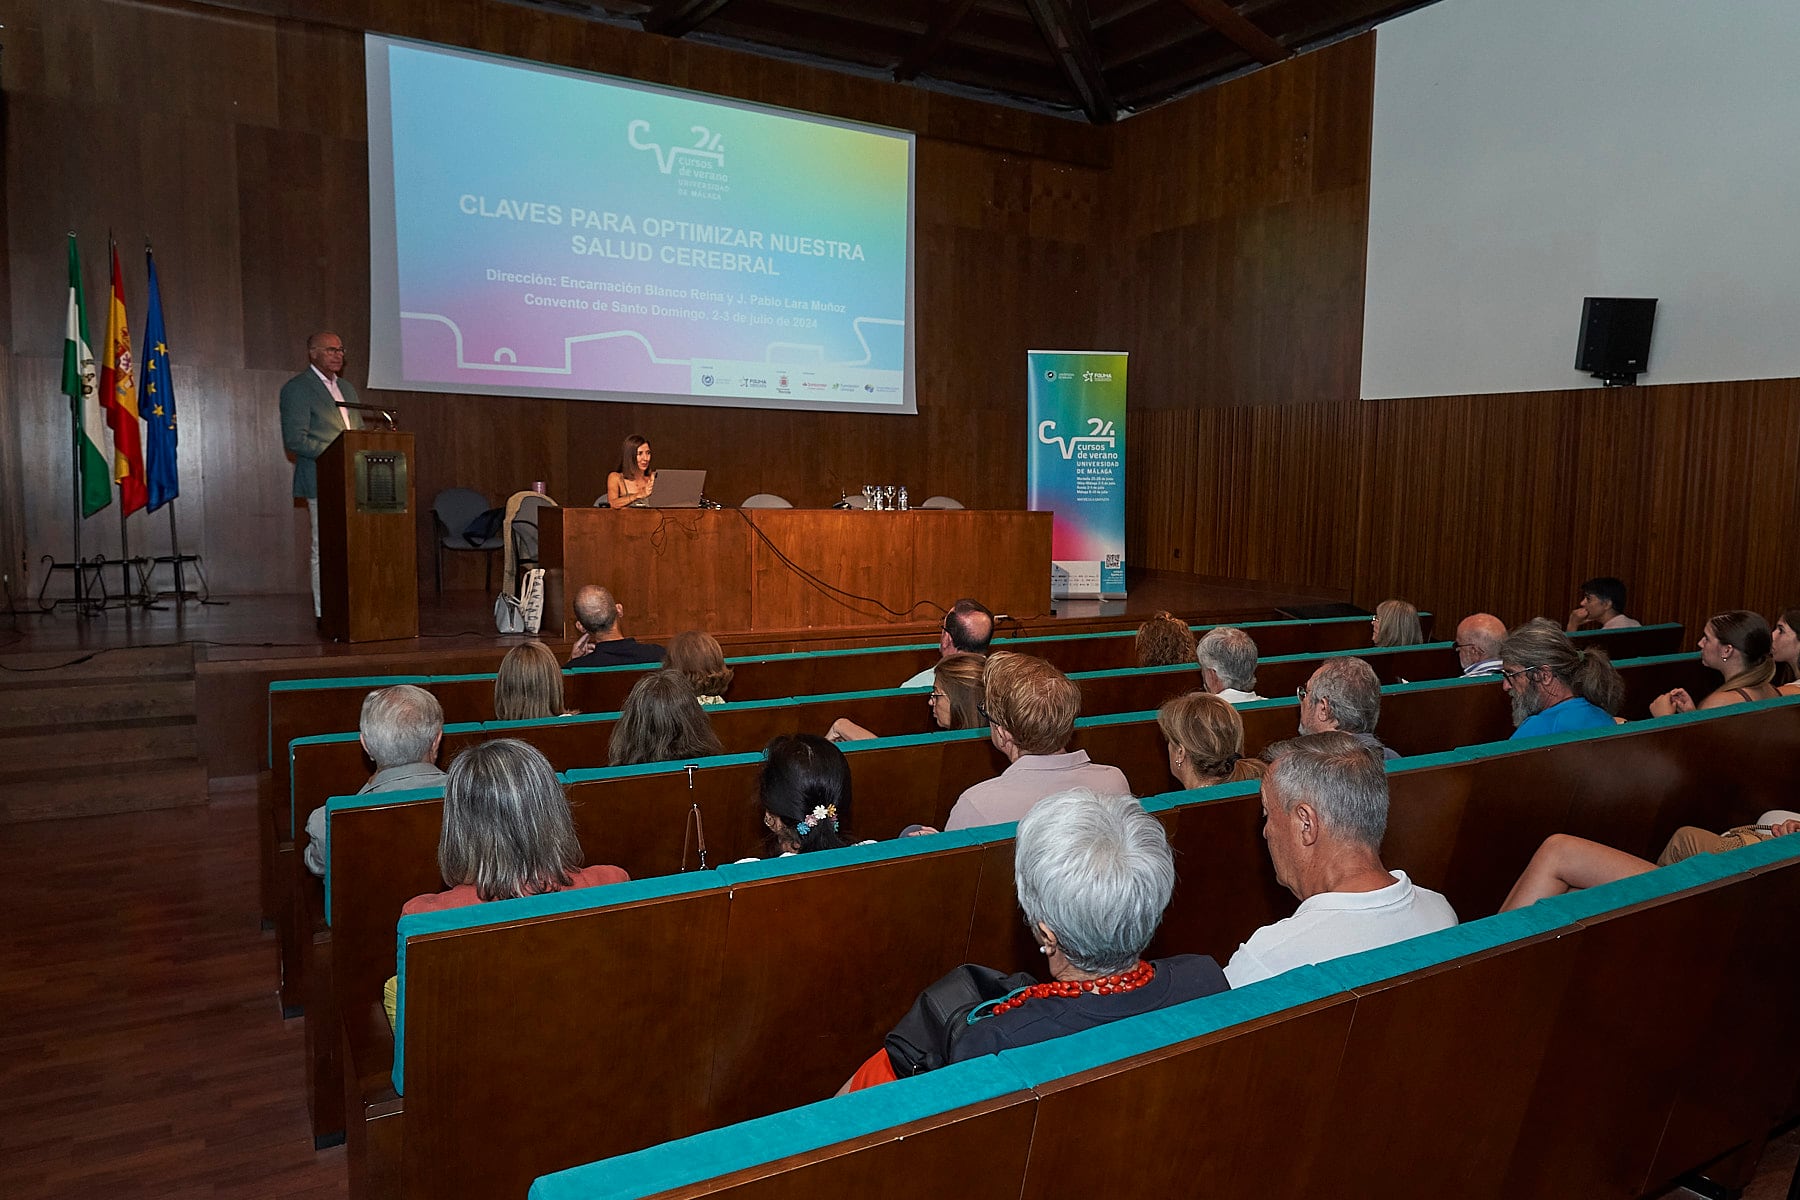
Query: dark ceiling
510 0 1441 122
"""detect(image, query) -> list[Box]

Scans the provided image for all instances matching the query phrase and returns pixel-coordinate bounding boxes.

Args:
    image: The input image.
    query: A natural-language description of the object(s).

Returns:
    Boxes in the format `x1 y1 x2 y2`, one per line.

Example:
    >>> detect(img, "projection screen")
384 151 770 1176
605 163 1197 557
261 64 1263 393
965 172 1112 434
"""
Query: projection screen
365 35 917 414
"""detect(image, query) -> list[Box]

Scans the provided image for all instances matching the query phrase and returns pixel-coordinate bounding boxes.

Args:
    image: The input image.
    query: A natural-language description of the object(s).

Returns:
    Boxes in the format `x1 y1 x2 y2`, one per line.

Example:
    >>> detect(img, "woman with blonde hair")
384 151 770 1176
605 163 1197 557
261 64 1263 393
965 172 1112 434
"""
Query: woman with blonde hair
826 652 986 743
1371 599 1424 647
665 629 734 705
1135 612 1197 668
1650 610 1780 715
1156 691 1267 790
493 641 569 722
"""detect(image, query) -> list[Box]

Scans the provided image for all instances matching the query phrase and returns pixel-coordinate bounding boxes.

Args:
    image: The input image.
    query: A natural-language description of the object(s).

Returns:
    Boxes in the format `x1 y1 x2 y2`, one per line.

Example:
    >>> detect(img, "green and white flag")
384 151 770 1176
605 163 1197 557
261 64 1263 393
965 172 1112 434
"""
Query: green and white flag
63 234 110 517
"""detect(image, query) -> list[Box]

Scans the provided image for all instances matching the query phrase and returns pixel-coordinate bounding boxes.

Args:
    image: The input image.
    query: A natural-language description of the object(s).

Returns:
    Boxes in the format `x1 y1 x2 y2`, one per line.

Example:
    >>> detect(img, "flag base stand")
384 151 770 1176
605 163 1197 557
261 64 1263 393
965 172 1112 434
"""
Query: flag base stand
35 555 109 616
147 552 223 606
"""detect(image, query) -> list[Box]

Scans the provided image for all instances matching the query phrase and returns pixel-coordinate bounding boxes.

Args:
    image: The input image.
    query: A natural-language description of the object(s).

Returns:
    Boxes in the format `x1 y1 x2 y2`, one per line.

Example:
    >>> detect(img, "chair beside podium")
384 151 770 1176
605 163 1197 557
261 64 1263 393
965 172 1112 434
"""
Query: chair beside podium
316 429 419 642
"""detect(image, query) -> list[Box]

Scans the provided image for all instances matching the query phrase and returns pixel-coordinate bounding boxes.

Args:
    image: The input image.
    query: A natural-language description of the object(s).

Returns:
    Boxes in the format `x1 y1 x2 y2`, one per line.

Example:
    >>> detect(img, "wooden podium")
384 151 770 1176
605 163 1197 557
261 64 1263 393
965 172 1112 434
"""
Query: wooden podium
316 429 418 643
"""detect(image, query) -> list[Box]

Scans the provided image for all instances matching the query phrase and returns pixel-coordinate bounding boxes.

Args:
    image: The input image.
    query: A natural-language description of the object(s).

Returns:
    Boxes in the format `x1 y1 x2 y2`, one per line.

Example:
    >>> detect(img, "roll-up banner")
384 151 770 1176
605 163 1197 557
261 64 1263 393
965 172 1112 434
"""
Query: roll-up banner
1027 350 1128 600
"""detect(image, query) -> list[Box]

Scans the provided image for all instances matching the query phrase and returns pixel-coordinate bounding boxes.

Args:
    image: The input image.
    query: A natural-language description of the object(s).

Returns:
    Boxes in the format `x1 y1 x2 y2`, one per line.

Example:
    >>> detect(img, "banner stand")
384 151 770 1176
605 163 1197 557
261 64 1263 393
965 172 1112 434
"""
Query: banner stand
1026 351 1128 600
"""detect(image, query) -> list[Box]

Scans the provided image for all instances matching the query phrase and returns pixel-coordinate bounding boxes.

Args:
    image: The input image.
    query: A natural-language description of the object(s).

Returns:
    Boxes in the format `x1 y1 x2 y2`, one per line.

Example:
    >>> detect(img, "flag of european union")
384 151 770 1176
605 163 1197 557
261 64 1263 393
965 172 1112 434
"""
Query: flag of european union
141 250 179 512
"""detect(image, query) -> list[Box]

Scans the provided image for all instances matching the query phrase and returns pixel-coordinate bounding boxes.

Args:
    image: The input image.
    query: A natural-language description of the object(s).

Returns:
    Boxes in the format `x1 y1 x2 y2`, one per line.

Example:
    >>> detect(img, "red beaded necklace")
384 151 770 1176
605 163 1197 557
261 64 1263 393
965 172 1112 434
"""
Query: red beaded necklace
987 959 1156 1016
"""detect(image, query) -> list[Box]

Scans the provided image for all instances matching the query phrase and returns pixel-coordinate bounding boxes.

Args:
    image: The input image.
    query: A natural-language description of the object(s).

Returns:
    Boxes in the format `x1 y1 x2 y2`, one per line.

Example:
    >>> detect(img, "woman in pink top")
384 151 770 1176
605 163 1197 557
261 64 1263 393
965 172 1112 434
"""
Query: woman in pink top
403 738 628 914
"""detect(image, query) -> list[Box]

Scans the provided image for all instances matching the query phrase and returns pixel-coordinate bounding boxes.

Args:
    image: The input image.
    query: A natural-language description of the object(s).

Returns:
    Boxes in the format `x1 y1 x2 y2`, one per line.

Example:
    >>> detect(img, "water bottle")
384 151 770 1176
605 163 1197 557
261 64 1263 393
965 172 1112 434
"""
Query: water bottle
898 486 909 511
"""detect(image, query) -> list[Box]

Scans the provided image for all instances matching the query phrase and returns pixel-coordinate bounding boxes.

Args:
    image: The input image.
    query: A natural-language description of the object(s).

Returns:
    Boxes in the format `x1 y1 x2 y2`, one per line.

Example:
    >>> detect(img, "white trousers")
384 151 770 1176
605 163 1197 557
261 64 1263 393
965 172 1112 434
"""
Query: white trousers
307 498 321 618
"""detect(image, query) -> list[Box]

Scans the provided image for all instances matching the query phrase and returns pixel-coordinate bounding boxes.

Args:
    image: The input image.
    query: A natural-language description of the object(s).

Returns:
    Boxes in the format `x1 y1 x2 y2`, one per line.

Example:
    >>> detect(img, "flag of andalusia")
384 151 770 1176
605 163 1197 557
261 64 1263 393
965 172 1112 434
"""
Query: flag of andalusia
64 234 111 517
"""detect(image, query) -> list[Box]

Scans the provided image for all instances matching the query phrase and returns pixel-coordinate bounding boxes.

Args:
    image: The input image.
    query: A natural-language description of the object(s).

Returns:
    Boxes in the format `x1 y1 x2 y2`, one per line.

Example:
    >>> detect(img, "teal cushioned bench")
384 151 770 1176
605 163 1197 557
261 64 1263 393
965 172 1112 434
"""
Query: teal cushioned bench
322 783 455 924
269 674 430 763
289 722 483 832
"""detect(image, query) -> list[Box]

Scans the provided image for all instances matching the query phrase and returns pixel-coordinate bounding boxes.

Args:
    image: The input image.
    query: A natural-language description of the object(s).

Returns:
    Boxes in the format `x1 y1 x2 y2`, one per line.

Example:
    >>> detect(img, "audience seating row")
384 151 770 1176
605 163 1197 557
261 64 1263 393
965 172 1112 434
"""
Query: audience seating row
531 831 1800 1200
289 649 1708 1142
340 690 1800 1199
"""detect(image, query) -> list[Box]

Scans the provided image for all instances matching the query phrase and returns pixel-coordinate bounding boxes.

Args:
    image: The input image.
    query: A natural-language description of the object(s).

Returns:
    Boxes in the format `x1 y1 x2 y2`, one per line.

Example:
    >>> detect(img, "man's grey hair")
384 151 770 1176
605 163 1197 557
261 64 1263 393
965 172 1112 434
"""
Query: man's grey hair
573 585 619 634
1013 788 1172 975
1309 656 1382 734
1196 627 1259 692
1264 732 1389 851
360 684 443 768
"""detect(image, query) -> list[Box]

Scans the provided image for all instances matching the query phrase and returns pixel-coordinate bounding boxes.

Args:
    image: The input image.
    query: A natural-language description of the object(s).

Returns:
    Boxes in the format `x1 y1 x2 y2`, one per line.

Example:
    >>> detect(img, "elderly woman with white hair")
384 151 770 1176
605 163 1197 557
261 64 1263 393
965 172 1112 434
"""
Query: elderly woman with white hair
842 789 1228 1089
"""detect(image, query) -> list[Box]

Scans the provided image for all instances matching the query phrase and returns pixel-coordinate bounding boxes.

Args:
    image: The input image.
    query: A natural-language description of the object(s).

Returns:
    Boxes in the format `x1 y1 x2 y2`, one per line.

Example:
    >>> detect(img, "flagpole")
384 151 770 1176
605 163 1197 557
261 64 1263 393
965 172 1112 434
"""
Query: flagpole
69 230 89 611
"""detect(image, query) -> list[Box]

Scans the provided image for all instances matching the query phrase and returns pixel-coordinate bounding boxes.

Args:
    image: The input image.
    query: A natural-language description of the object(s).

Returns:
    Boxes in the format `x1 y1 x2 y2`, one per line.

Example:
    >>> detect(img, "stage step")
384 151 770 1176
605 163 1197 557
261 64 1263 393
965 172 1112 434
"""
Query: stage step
0 645 206 823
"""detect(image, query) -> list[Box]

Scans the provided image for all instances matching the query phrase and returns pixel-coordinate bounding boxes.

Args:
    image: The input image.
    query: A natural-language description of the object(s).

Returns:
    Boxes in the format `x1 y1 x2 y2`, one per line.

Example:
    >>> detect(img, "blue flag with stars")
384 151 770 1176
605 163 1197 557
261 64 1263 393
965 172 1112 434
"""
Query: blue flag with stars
140 249 180 512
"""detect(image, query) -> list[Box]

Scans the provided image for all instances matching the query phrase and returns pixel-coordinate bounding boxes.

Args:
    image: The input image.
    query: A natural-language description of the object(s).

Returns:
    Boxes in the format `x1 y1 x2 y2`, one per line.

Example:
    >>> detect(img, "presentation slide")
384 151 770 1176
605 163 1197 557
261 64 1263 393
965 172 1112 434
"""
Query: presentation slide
365 35 916 414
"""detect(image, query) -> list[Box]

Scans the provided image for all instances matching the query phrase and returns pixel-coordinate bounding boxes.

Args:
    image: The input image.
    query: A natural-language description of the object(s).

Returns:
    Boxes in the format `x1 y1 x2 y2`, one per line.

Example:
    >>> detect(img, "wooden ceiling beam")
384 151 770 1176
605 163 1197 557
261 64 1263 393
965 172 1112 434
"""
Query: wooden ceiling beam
1172 0 1291 65
640 0 735 37
894 0 981 82
1021 0 1117 124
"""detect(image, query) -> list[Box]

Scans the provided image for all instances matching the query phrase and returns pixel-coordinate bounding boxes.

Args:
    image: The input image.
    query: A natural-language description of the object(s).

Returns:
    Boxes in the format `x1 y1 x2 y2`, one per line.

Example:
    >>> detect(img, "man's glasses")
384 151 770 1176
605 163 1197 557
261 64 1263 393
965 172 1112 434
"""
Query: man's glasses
978 702 992 723
1499 667 1536 686
1294 685 1308 701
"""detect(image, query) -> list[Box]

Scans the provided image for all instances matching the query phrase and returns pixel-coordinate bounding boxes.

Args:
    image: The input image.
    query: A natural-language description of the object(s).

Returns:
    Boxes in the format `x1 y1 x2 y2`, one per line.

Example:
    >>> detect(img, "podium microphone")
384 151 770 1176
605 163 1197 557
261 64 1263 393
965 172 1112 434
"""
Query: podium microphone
343 402 399 430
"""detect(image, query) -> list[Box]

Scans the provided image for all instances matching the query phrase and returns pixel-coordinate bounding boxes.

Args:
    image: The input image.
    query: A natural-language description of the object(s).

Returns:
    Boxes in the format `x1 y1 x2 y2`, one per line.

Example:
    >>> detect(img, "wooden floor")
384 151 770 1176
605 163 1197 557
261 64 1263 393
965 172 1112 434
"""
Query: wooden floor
0 784 348 1200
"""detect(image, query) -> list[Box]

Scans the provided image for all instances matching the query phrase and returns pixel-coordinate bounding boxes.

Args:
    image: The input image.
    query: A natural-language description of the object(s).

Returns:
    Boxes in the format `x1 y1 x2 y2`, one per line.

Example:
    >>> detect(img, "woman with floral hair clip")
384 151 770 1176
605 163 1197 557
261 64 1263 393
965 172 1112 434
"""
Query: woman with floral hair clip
752 733 866 857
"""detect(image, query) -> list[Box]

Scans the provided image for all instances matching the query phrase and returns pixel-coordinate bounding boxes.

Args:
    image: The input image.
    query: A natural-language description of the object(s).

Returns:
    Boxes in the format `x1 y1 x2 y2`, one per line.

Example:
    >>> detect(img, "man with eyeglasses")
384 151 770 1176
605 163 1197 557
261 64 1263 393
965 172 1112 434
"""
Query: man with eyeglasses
1498 623 1623 739
899 597 995 688
279 332 365 622
1452 613 1506 677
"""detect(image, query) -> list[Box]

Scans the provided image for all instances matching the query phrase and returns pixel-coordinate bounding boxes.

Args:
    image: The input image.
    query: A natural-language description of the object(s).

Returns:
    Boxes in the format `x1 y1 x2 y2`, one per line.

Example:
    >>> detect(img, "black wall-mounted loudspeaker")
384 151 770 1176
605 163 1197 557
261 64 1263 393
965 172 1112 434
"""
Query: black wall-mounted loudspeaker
1575 297 1657 386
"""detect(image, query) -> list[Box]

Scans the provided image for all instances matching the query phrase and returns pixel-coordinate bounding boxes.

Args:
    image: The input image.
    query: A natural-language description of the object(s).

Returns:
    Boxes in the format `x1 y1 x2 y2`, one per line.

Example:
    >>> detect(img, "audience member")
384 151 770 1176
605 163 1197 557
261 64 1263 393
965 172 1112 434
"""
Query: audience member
608 670 725 765
1157 691 1267 791
748 733 868 858
1135 612 1197 668
665 629 734 705
1565 576 1641 631
1195 627 1263 703
401 738 627 914
382 738 629 1026
1774 607 1800 691
1502 816 1800 911
1453 613 1506 677
302 684 445 876
567 584 664 668
1371 599 1424 647
900 598 995 688
494 641 570 722
842 789 1228 1089
1297 657 1398 759
828 652 986 743
1223 734 1457 987
943 653 1128 831
1649 610 1780 716
1498 623 1623 738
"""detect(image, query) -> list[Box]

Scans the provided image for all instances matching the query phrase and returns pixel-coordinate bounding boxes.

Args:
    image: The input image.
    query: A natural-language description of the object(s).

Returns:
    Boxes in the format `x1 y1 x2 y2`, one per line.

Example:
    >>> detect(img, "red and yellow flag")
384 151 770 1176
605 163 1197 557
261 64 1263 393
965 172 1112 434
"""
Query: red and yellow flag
99 243 147 516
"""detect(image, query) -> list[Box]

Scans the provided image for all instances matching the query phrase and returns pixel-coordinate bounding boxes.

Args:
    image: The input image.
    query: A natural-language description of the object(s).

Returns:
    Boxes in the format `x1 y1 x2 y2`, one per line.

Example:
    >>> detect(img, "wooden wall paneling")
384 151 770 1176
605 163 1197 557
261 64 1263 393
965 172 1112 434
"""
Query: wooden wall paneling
195 367 314 593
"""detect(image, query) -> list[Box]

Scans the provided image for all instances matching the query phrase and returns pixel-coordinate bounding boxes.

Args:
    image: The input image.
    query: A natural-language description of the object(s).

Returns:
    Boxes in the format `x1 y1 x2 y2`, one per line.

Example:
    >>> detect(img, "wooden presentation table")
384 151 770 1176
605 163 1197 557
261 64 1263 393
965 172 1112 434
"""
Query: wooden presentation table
538 507 1052 639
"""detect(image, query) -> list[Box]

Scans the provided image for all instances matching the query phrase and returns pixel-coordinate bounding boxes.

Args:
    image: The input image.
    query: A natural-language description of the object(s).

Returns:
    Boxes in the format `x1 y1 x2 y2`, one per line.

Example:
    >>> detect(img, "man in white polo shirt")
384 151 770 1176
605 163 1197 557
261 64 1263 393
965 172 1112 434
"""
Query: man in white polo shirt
1223 731 1456 987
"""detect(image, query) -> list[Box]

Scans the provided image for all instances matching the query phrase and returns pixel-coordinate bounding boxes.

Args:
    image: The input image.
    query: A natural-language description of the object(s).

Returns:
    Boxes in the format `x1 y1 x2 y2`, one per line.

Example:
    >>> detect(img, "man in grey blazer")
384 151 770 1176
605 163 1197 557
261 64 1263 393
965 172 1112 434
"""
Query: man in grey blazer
279 331 362 619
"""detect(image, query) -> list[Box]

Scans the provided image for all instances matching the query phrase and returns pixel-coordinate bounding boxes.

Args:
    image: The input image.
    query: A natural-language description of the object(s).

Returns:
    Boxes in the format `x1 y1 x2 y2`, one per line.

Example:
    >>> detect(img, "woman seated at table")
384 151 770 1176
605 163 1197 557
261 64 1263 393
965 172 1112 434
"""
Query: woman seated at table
1135 612 1197 668
842 789 1229 1090
744 733 869 859
606 434 656 507
1372 599 1424 647
825 652 986 743
608 670 725 766
494 641 572 722
1502 815 1800 911
666 629 734 706
384 739 630 1024
1157 691 1267 791
1649 610 1780 716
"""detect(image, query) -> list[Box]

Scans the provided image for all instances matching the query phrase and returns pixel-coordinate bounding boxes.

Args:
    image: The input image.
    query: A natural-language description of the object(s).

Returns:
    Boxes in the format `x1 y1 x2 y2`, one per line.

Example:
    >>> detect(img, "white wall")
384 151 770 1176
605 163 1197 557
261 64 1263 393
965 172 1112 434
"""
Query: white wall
1360 0 1800 399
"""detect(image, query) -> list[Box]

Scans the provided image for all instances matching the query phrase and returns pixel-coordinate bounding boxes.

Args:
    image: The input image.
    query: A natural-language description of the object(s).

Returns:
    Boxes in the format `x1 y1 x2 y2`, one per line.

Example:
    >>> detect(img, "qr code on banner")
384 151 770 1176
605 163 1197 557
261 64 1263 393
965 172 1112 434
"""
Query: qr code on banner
1105 555 1121 569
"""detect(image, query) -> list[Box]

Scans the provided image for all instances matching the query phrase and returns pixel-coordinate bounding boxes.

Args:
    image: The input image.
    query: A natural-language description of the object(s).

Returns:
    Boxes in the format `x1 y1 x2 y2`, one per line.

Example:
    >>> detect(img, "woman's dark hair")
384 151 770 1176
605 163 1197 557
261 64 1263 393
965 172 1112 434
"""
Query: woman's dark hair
618 433 651 481
758 733 854 854
1776 606 1800 685
609 670 724 766
1709 610 1775 693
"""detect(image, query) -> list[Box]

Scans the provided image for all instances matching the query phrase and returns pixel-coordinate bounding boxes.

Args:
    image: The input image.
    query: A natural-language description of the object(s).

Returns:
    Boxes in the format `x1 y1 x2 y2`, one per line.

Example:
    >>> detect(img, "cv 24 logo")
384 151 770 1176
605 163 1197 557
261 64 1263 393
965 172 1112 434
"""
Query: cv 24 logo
627 120 725 174
1037 418 1117 460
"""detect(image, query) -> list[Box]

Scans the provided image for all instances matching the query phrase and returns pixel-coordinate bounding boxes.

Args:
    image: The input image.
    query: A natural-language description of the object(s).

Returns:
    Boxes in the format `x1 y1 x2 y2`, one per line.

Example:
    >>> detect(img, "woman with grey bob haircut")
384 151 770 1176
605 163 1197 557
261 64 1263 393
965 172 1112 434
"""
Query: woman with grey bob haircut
415 738 630 909
950 789 1230 1061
